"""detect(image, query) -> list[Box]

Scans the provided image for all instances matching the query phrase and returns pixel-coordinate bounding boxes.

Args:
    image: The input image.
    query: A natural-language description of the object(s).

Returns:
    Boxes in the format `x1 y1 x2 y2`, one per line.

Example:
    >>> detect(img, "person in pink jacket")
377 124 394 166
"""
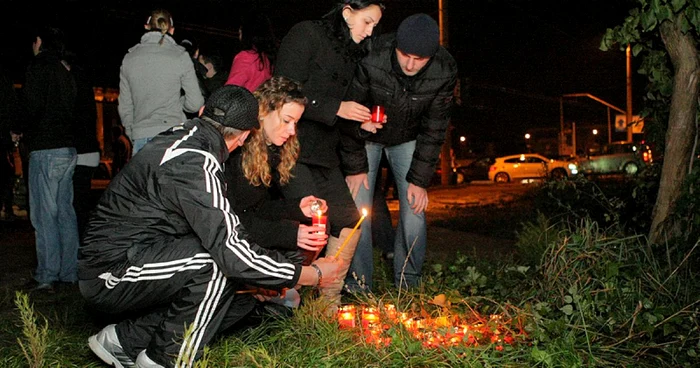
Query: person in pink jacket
225 11 277 92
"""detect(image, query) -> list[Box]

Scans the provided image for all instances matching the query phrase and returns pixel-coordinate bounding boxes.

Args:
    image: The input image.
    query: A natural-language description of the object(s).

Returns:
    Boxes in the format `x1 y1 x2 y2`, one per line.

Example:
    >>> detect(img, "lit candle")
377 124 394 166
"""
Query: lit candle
383 304 397 320
312 210 327 234
337 305 356 328
435 316 449 327
334 208 368 258
302 210 328 266
361 306 379 329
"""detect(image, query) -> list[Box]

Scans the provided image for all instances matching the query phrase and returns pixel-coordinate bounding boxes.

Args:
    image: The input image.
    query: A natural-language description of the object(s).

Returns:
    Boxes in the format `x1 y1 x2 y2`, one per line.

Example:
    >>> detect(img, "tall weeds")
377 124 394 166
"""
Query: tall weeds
15 291 49 368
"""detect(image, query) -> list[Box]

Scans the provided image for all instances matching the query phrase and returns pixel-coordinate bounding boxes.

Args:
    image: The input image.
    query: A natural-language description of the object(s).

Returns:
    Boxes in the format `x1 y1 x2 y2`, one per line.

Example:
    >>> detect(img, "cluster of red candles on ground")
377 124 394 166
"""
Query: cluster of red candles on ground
336 304 523 350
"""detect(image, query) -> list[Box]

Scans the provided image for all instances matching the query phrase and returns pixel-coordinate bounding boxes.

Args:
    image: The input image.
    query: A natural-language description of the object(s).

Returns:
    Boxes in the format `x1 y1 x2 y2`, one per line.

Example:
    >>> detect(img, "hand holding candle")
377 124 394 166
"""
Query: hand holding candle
312 210 327 235
371 105 386 123
300 211 328 265
300 196 327 218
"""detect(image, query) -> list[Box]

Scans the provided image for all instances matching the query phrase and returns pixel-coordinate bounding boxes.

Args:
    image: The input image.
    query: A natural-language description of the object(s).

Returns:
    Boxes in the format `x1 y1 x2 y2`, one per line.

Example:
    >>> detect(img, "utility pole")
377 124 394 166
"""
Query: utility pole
626 44 633 142
439 0 453 186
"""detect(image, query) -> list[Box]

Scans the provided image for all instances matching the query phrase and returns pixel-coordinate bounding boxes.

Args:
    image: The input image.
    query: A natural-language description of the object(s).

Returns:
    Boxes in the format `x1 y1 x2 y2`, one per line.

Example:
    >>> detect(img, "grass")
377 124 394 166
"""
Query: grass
1 177 698 367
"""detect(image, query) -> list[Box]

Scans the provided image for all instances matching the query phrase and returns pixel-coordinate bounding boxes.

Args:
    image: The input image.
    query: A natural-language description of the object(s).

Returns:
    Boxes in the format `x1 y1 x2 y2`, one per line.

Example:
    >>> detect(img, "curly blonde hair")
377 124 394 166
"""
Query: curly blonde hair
242 77 307 187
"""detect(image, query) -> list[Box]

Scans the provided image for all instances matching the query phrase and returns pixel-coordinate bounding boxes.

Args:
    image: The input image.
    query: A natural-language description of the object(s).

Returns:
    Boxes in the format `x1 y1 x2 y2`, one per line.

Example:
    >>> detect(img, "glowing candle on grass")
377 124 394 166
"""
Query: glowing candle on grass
361 306 379 329
333 208 368 258
337 305 356 328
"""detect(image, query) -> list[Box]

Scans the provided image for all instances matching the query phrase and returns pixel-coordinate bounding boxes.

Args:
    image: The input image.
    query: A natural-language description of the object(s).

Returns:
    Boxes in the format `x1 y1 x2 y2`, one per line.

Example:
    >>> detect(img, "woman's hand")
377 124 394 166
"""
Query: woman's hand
337 101 371 122
299 196 328 217
297 224 328 251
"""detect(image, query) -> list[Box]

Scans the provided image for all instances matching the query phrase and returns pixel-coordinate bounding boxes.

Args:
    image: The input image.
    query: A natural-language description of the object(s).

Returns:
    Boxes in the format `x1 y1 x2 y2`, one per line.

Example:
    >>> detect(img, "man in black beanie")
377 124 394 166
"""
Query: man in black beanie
79 85 341 368
341 13 458 292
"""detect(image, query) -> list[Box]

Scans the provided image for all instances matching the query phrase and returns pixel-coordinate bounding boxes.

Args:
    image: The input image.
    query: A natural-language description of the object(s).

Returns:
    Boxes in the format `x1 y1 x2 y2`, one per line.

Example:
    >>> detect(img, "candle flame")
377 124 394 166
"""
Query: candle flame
317 209 322 218
361 208 368 216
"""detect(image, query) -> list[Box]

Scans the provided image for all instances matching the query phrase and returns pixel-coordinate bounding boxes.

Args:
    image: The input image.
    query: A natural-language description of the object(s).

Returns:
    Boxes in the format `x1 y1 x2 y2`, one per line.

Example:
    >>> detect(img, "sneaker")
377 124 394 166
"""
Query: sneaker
135 350 165 368
22 279 55 293
88 324 135 367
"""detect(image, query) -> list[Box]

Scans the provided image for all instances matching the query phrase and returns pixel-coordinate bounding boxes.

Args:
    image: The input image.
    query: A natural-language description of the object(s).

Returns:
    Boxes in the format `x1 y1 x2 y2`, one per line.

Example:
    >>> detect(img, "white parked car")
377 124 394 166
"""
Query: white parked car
488 153 578 183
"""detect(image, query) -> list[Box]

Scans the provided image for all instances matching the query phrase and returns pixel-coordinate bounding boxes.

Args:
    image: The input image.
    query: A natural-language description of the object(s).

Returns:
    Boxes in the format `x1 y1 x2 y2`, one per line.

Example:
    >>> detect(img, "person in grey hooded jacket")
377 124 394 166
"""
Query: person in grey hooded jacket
117 8 204 156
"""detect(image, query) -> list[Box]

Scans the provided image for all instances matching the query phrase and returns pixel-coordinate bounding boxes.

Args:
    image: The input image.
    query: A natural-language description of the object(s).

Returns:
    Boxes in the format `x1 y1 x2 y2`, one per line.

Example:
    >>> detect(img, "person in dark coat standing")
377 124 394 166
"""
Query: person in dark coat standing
273 0 384 312
22 26 80 291
342 14 458 291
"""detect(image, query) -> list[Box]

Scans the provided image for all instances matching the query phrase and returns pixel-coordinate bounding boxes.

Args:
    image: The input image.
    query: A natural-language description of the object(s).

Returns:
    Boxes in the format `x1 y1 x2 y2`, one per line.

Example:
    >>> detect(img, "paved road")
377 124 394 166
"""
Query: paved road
382 181 535 264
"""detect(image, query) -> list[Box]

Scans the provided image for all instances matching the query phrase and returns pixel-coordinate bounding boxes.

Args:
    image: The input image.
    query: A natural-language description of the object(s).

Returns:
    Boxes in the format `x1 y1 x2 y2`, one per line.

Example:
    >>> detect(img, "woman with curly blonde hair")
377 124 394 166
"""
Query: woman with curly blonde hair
225 76 329 269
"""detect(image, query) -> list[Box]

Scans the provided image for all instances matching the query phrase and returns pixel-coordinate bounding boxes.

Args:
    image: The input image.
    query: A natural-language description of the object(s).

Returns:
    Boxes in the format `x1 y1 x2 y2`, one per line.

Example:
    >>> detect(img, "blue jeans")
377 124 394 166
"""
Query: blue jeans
29 148 79 284
131 137 153 157
348 141 427 291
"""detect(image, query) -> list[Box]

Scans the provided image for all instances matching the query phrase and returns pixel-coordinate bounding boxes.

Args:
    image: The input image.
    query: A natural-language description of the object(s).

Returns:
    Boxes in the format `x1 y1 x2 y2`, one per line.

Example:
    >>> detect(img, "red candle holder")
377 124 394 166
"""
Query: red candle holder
302 212 328 265
312 213 327 234
371 105 385 124
361 306 379 329
337 305 356 328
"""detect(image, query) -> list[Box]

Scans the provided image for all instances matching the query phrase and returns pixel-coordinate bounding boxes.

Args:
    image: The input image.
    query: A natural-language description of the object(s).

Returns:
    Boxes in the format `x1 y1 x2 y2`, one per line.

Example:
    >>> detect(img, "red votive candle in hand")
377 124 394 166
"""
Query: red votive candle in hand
302 211 328 266
371 105 385 123
312 212 327 234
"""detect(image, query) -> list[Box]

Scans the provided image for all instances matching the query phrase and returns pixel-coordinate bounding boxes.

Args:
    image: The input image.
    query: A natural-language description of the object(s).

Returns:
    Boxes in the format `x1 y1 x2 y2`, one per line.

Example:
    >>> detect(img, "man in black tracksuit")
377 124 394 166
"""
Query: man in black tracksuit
79 85 340 368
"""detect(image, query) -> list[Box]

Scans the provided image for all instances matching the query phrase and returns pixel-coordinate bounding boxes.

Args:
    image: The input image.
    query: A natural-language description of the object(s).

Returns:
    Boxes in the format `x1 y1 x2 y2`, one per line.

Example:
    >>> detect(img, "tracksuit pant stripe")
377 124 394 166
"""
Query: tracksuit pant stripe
177 262 226 368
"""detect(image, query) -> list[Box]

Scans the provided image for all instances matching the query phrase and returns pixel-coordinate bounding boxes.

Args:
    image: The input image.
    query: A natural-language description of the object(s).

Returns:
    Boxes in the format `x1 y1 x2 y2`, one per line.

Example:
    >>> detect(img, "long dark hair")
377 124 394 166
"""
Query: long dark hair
321 0 385 61
239 10 278 72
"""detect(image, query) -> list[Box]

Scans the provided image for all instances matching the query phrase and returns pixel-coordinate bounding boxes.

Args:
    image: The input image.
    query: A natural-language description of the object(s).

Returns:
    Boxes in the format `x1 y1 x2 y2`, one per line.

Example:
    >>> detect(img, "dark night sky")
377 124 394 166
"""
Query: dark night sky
1 0 643 155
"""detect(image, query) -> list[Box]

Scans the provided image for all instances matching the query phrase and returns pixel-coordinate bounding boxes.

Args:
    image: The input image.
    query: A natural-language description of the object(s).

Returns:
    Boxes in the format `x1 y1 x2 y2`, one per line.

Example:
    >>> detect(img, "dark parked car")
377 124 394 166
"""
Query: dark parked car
454 156 495 184
578 141 653 176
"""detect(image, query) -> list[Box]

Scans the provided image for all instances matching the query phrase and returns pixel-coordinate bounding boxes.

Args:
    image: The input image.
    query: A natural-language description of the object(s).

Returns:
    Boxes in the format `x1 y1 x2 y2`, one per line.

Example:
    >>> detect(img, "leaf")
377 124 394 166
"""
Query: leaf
560 304 574 316
657 4 673 21
606 262 619 278
407 340 422 354
564 295 573 304
670 0 685 12
663 323 677 336
429 294 448 307
531 346 553 365
641 11 658 31
688 349 697 358
644 312 658 325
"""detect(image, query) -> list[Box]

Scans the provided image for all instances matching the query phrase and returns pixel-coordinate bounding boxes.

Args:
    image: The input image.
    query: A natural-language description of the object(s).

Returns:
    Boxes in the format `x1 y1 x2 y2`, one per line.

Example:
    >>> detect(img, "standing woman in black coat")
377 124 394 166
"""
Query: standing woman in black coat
274 0 384 312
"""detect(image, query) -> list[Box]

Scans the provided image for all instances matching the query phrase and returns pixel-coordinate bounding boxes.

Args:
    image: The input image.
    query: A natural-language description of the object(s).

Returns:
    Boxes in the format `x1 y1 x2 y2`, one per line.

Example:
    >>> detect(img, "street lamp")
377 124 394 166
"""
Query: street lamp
524 133 531 152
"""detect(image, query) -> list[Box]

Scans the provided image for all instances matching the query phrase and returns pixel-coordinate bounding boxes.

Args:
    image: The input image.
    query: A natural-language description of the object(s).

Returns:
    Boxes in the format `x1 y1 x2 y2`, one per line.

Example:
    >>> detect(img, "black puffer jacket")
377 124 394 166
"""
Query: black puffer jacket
341 33 458 188
274 20 364 169
79 119 301 289
22 50 76 152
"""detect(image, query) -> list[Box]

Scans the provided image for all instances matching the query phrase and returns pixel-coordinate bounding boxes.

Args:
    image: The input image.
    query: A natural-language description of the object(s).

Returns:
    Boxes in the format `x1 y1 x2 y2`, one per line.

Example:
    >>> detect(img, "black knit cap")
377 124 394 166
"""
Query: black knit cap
202 85 260 130
396 13 440 58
